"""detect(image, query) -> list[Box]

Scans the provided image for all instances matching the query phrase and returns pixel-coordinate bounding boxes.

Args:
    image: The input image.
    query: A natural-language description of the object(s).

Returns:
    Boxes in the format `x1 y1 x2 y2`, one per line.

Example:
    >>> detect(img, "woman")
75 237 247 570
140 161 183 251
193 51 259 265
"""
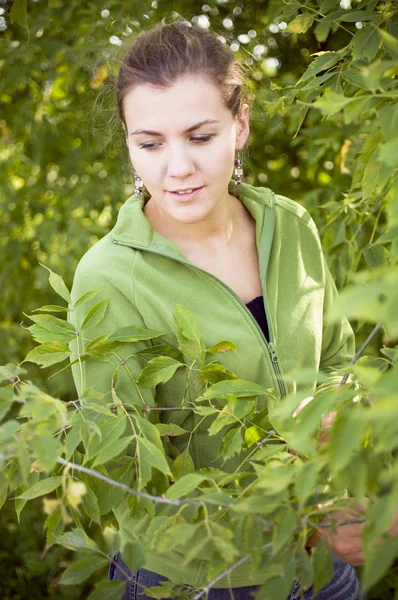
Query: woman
69 21 362 600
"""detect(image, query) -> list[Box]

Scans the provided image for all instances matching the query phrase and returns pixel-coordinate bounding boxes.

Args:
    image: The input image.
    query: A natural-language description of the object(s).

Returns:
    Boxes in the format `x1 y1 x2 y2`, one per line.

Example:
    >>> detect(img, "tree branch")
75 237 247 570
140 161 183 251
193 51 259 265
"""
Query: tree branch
340 321 383 386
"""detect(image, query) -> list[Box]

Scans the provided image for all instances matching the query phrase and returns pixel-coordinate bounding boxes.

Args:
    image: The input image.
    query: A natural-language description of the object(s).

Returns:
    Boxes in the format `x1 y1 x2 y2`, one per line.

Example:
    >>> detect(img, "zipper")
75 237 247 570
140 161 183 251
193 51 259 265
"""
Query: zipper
113 239 287 398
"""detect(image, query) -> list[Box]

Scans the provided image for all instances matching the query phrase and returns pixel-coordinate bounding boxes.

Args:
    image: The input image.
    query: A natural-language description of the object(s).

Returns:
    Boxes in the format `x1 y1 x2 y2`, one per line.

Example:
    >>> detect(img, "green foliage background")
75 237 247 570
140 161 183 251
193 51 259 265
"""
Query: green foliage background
1 0 398 598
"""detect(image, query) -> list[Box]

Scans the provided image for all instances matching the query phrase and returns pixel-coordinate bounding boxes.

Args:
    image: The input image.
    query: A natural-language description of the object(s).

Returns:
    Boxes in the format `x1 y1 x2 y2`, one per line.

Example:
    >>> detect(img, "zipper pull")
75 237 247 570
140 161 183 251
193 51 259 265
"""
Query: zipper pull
268 342 279 363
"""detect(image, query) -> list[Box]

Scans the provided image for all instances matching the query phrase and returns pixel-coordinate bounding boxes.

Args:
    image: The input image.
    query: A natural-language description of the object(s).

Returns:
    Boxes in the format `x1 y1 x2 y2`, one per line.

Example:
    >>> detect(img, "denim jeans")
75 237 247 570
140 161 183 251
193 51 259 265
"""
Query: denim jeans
109 552 362 600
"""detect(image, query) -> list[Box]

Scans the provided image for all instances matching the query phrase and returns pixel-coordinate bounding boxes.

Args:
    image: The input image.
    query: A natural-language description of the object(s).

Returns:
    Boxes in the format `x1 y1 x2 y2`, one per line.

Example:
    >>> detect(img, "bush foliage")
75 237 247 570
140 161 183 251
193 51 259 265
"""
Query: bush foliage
1 0 398 598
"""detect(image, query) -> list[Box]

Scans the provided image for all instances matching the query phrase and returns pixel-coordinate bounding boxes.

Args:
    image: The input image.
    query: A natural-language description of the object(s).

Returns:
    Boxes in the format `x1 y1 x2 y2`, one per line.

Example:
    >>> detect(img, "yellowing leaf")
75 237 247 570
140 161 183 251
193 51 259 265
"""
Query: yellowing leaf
286 13 314 34
66 481 87 509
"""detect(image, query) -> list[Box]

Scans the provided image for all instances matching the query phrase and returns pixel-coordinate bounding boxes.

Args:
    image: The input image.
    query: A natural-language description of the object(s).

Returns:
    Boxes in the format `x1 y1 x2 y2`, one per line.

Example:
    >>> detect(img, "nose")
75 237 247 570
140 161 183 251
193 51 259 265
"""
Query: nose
166 145 195 180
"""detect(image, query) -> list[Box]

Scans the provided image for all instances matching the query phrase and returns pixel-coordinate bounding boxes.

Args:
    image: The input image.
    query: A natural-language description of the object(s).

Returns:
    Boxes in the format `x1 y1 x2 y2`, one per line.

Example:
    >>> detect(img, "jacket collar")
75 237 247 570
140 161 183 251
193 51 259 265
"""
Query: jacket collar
111 179 274 255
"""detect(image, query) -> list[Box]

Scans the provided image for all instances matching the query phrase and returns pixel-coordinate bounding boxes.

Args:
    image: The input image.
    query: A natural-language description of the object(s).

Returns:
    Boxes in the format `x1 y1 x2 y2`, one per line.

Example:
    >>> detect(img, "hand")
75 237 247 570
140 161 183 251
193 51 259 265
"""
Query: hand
306 502 367 566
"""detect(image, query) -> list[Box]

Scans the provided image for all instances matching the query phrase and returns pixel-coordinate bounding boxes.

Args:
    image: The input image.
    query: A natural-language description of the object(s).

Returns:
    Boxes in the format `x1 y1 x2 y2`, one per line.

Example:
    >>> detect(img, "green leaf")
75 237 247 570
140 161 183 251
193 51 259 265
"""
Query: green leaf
85 335 121 360
299 52 340 83
74 290 100 308
85 415 126 462
378 103 398 142
137 437 172 488
137 356 184 388
109 326 165 342
378 27 398 57
60 555 109 585
167 474 206 500
360 59 394 93
208 407 236 436
134 415 164 452
81 485 101 525
87 581 126 600
295 461 320 509
202 379 267 399
352 25 379 62
329 412 366 472
24 342 71 367
133 344 182 361
174 305 202 343
272 507 297 555
0 364 26 383
363 245 387 269
378 139 398 168
314 20 331 43
295 546 313 591
311 539 334 594
92 436 133 468
40 264 71 304
81 299 110 330
286 13 314 34
0 389 14 421
339 11 378 22
58 528 98 552
155 423 188 437
30 434 63 471
234 495 282 515
0 472 8 510
174 305 203 362
199 363 238 384
45 505 64 549
171 449 195 480
27 324 75 344
313 89 357 117
363 536 398 591
10 0 27 28
220 427 243 461
32 305 69 313
212 535 239 563
0 420 20 442
205 340 237 354
18 476 63 500
25 313 76 335
158 523 200 552
373 227 398 247
79 387 105 402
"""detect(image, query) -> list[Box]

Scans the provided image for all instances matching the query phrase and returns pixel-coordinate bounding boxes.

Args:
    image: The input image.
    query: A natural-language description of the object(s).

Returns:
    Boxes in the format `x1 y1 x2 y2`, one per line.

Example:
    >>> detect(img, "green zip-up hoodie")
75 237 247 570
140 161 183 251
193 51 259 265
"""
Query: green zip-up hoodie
68 180 354 588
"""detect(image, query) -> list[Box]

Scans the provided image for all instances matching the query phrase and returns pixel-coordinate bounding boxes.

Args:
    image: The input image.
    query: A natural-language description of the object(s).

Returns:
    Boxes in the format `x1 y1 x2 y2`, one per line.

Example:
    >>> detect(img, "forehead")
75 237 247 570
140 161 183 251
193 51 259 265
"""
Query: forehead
123 75 232 132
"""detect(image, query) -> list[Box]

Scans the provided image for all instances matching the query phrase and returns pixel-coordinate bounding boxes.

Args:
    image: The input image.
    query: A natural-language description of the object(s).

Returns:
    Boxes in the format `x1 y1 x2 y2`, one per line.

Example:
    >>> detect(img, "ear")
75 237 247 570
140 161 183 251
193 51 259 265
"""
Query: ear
235 103 250 151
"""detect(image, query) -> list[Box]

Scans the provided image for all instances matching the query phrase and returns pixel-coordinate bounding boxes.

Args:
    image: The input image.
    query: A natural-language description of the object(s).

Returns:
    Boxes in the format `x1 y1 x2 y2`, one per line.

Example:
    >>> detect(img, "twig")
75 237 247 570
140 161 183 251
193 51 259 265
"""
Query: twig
340 322 383 386
190 542 272 599
57 457 200 507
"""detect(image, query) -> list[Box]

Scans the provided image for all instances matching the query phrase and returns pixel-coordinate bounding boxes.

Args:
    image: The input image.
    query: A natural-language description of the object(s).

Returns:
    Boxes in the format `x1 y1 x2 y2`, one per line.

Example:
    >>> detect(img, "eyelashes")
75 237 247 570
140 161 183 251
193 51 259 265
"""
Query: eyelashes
139 134 215 151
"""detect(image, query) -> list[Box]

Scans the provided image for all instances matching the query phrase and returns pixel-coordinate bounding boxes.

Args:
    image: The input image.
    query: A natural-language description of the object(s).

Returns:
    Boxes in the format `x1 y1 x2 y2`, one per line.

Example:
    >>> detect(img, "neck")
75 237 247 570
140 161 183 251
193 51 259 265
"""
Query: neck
144 191 238 249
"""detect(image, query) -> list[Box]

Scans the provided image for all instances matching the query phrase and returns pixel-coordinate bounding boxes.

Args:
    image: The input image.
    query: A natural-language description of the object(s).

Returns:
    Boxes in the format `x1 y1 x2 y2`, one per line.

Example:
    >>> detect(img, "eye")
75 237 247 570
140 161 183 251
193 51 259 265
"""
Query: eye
139 134 214 151
140 142 160 151
191 134 214 144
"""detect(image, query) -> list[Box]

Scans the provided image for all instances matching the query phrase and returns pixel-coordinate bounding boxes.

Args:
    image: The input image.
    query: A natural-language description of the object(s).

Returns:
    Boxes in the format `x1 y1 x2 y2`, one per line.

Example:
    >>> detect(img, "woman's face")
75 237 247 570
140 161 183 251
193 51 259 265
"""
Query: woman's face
123 74 249 225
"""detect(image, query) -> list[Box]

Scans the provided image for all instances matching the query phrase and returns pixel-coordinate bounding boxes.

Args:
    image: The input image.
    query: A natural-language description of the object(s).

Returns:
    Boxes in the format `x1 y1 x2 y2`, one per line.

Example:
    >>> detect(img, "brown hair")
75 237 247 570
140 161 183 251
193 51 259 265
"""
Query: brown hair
116 20 253 130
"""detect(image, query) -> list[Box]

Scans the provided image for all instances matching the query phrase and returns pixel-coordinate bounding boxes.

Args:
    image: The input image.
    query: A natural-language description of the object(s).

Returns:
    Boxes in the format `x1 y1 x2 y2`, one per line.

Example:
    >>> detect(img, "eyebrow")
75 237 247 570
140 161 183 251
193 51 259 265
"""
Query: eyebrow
130 119 220 136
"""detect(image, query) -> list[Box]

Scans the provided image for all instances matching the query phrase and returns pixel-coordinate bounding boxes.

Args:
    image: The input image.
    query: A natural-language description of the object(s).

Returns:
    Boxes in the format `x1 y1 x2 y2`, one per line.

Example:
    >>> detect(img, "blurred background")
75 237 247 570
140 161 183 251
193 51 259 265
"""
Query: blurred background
1 0 397 597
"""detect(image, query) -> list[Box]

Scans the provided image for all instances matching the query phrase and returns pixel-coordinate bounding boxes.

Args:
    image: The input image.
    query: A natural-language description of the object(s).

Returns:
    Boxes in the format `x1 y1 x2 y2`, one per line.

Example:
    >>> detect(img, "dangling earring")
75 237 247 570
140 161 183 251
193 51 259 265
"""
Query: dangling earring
234 150 243 185
134 172 143 197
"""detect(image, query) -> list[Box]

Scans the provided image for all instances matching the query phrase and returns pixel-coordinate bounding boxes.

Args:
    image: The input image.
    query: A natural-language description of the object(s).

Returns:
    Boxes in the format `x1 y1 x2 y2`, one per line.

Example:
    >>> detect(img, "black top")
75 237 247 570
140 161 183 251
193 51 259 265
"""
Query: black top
245 295 269 341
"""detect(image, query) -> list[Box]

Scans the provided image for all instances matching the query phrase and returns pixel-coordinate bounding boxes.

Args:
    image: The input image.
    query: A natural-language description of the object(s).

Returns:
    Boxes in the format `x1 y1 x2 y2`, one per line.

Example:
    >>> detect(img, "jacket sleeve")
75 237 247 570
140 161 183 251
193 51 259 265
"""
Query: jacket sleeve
67 258 155 409
319 257 356 373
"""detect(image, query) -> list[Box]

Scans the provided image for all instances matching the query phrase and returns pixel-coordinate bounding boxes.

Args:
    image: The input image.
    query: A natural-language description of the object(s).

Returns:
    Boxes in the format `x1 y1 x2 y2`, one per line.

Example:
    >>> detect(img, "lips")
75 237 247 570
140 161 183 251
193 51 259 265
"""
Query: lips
167 186 203 201
169 186 201 193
